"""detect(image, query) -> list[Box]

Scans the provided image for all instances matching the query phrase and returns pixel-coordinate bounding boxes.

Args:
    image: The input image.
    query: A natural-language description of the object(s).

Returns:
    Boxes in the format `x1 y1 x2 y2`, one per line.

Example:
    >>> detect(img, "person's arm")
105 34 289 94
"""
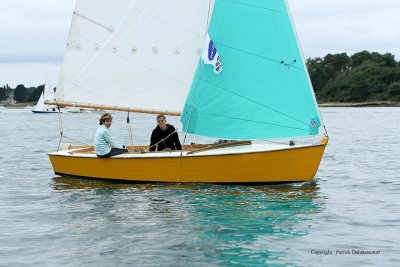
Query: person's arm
170 126 182 150
103 129 123 149
173 131 182 150
149 130 157 151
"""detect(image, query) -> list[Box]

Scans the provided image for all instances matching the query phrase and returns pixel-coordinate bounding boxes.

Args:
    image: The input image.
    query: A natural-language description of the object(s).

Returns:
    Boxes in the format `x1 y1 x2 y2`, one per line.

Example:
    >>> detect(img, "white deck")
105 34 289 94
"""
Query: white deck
49 142 317 158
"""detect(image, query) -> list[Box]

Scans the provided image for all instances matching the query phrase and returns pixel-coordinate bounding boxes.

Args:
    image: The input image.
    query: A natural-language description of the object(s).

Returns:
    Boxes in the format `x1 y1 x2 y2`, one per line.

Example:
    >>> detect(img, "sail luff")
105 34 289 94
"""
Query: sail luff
284 0 327 136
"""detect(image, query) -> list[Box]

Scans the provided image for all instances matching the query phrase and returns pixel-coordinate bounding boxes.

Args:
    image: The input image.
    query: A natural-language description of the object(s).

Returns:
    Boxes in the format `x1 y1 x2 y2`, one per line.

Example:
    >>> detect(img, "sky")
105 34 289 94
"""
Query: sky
1 0 399 88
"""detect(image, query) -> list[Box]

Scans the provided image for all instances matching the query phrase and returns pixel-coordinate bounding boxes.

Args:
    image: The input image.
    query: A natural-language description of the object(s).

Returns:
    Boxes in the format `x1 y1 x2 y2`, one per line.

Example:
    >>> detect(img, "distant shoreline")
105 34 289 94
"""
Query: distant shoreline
318 101 400 107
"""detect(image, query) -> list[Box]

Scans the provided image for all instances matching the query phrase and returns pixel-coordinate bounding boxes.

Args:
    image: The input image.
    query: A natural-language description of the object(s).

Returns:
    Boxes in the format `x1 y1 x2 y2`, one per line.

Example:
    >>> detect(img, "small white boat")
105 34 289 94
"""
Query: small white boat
32 86 61 114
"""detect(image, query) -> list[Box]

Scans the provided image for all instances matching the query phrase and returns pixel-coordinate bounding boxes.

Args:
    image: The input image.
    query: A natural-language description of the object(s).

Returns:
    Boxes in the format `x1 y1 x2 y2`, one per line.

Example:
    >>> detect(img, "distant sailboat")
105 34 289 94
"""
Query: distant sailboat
67 107 92 113
32 86 61 113
47 0 328 183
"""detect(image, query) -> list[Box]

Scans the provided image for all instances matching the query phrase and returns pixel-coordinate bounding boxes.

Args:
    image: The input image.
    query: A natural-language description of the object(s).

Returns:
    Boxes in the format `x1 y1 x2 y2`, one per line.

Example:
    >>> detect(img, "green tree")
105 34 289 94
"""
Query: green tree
0 87 7 101
307 53 350 93
308 51 400 102
388 82 400 101
14 84 28 102
351 51 397 68
27 85 44 102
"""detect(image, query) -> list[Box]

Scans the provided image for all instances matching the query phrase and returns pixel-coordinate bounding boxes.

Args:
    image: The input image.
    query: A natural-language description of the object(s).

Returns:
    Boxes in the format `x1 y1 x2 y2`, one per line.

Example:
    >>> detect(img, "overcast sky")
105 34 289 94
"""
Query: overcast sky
1 0 399 87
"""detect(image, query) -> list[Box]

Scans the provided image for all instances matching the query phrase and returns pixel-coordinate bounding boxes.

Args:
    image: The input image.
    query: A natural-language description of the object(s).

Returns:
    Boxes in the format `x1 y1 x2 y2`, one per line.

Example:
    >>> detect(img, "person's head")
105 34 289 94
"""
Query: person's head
156 114 167 130
99 113 113 128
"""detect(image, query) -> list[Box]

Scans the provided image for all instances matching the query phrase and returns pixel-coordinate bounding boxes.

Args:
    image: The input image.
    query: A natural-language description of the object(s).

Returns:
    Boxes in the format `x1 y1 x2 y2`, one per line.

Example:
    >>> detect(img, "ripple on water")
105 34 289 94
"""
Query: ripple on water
0 108 399 266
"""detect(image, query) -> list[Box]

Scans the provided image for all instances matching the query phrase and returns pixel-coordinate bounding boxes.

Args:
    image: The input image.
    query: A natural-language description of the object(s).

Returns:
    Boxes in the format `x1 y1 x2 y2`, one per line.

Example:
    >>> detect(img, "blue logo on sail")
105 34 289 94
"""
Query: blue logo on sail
202 33 223 74
208 40 217 61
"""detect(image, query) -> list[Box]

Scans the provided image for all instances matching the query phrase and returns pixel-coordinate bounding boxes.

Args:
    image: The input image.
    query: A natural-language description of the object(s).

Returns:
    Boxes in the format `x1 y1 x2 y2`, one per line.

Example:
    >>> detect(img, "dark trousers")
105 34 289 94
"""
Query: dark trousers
97 148 128 158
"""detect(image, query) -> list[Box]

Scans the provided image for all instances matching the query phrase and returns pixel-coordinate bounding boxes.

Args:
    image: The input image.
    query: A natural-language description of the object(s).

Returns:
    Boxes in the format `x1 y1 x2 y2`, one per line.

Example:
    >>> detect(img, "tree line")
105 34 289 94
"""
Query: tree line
1 51 400 104
307 50 400 102
0 84 45 103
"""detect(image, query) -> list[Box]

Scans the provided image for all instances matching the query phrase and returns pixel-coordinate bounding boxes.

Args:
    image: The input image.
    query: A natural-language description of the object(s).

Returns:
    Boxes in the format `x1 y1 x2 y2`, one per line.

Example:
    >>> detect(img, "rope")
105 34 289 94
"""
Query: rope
56 106 89 150
61 135 88 145
56 107 63 152
126 112 134 145
145 128 178 152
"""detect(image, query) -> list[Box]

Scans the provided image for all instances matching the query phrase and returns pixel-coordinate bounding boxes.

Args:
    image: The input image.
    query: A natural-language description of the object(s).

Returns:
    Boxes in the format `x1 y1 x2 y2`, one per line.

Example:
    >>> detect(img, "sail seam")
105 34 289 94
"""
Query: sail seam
74 12 114 32
196 111 309 132
214 42 304 72
199 77 310 127
63 79 120 107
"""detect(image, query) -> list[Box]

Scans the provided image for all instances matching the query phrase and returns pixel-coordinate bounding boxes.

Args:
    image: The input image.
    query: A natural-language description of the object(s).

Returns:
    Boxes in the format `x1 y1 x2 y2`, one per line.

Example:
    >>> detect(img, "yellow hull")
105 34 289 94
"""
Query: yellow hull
48 140 328 184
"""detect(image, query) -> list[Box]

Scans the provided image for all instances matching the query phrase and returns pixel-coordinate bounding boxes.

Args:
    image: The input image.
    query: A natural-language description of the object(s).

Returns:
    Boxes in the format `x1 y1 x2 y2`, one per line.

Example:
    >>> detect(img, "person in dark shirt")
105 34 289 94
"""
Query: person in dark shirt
150 114 182 151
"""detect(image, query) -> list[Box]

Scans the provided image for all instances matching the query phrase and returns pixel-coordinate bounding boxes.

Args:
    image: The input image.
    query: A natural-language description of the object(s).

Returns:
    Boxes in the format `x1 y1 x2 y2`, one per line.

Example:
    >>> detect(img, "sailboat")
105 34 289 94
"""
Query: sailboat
32 85 61 113
46 0 328 183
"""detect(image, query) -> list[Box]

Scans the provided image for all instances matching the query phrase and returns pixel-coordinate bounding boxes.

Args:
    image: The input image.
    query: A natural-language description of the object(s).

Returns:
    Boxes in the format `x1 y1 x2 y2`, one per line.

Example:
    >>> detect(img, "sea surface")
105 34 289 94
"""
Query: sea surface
0 108 399 267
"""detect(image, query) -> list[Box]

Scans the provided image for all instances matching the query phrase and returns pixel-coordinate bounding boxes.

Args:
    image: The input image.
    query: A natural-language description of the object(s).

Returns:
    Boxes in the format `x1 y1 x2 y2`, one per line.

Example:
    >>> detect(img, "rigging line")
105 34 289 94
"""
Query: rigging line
181 0 214 155
62 135 88 145
146 128 179 152
198 111 310 132
126 112 134 146
68 3 137 90
221 0 284 14
74 12 114 32
198 77 311 127
56 107 64 152
214 42 304 72
62 79 121 107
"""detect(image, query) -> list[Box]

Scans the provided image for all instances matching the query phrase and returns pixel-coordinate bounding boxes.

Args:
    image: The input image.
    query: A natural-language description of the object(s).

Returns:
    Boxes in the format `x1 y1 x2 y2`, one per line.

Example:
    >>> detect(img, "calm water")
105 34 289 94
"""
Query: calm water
0 108 399 266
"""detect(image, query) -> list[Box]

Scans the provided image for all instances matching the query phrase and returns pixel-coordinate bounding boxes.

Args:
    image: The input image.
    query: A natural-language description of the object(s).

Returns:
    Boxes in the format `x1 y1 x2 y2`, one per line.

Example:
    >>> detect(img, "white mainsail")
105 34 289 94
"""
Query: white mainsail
56 0 213 113
33 91 46 112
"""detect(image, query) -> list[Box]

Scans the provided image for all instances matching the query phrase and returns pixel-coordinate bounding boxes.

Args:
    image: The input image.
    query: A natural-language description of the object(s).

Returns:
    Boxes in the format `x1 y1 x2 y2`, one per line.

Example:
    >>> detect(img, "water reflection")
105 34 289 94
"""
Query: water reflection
186 183 322 265
52 176 146 190
51 177 323 265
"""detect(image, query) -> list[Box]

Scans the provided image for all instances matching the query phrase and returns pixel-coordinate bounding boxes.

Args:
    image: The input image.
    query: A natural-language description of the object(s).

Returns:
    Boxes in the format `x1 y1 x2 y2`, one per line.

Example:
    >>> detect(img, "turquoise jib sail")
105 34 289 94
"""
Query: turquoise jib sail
181 0 321 140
